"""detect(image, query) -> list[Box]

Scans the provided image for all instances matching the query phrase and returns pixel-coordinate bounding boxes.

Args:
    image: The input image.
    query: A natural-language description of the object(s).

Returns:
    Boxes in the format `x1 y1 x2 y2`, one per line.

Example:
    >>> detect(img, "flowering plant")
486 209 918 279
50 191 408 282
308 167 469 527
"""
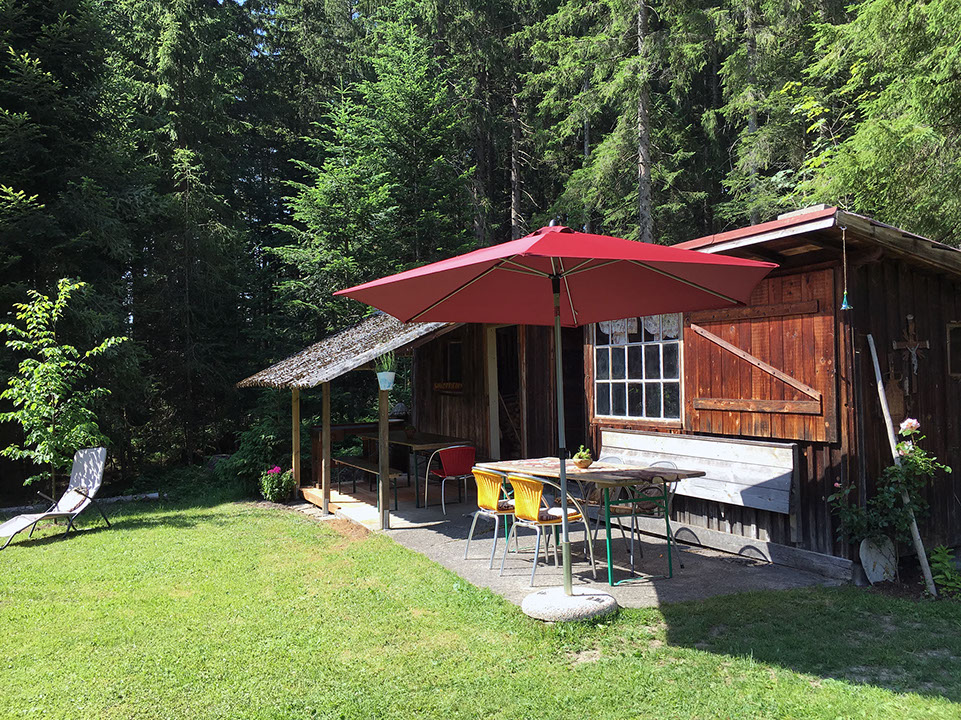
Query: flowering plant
260 465 296 502
829 419 951 544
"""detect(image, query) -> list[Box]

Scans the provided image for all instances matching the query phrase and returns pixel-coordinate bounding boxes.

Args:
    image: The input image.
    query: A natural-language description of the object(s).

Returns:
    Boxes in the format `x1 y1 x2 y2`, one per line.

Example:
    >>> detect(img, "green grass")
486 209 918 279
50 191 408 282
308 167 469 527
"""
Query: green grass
2 494 960 719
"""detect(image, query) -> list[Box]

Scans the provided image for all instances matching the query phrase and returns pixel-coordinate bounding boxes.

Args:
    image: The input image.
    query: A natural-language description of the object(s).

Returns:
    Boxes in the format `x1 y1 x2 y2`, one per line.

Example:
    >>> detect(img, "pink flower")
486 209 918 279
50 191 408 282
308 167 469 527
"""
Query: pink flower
267 466 282 475
834 482 841 488
898 441 914 456
899 418 920 434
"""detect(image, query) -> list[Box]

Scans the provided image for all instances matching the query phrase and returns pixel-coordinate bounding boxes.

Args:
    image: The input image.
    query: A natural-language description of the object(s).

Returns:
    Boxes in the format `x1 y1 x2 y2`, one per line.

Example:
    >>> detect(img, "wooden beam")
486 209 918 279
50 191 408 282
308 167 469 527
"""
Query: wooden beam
688 300 819 324
691 324 822 401
292 387 301 487
693 398 822 414
322 381 331 515
378 388 390 530
485 326 500 460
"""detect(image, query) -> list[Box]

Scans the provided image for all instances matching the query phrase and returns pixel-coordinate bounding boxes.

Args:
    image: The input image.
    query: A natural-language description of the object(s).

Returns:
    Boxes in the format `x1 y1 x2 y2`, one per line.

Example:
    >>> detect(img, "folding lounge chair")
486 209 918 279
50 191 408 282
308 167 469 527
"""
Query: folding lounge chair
0 447 109 550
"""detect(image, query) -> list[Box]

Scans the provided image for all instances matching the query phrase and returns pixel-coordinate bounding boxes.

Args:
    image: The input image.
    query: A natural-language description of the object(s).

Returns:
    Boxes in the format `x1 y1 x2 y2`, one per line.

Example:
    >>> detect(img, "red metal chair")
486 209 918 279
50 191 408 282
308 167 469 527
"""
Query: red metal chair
424 445 476 514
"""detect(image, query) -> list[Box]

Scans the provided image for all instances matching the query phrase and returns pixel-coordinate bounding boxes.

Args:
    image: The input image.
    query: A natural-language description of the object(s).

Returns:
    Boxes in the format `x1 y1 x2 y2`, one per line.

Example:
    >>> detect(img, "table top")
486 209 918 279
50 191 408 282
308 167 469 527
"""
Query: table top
359 430 469 452
475 457 705 488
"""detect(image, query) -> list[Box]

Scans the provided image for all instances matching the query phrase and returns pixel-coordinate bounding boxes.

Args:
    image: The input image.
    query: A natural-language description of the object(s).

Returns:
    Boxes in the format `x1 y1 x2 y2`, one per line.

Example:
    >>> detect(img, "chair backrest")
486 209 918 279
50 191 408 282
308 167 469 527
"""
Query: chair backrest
507 474 544 523
472 468 507 512
56 447 107 515
439 446 476 477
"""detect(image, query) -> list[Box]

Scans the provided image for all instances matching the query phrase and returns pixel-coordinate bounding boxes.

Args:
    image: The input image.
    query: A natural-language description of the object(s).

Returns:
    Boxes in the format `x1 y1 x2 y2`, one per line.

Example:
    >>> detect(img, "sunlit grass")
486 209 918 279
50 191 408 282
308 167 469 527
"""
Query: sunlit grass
1 495 959 719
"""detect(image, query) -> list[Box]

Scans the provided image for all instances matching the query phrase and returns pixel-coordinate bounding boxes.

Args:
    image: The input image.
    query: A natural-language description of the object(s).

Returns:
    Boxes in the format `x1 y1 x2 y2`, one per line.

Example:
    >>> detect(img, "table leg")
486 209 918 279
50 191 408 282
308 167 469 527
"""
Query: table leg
414 451 421 508
664 478 673 578
604 487 614 586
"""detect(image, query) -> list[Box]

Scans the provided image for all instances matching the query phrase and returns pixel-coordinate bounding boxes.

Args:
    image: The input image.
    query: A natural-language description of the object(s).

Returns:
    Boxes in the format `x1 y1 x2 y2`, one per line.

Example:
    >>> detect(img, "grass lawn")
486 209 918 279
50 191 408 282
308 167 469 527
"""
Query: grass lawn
2 492 960 719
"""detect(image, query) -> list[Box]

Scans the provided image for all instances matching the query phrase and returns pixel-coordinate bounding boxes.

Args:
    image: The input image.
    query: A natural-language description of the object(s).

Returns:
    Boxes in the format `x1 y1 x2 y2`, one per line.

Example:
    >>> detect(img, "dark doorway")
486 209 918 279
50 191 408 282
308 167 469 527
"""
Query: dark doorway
496 326 523 459
562 327 586 454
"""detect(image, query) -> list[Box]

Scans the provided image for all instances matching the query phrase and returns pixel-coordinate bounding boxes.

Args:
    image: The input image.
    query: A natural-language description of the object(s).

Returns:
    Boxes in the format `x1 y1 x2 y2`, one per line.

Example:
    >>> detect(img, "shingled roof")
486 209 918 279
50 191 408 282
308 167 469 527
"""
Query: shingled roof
237 313 452 389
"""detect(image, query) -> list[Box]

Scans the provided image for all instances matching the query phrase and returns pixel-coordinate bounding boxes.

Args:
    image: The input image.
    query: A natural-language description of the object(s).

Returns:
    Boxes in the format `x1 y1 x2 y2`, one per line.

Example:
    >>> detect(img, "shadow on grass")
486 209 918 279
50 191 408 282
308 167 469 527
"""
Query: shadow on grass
660 585 961 702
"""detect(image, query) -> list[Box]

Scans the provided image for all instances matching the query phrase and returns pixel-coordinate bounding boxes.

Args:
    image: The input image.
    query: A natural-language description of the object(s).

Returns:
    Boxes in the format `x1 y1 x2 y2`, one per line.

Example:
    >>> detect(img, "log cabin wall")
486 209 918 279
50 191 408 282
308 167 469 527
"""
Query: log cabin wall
413 324 491 458
412 324 557 462
588 265 856 557
850 258 961 550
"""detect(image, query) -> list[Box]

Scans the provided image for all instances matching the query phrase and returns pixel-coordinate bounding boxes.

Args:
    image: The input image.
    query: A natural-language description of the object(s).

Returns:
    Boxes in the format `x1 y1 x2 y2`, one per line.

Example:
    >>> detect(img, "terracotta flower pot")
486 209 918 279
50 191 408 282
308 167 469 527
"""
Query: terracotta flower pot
573 457 593 469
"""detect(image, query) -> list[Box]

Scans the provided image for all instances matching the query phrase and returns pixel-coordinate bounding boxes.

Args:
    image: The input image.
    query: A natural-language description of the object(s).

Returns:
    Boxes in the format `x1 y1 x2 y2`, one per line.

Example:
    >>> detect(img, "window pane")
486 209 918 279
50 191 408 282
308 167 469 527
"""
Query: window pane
596 348 609 380
596 383 611 415
611 383 627 416
663 343 679 379
611 347 626 379
643 315 659 342
664 382 680 419
645 383 662 417
627 317 642 343
628 346 643 379
628 383 643 416
644 345 660 379
596 322 610 346
662 313 680 340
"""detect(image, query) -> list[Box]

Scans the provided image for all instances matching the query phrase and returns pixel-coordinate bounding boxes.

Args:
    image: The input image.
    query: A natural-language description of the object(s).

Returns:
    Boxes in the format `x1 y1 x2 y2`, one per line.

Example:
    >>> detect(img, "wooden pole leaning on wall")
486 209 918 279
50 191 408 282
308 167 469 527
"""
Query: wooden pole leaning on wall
866 334 936 597
322 381 332 515
292 387 301 488
378 388 390 530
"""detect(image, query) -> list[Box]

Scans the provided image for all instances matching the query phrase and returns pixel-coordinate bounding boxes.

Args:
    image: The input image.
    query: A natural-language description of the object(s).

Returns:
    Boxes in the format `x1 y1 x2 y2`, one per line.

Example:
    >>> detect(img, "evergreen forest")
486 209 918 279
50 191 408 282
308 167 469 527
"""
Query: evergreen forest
2 0 960 492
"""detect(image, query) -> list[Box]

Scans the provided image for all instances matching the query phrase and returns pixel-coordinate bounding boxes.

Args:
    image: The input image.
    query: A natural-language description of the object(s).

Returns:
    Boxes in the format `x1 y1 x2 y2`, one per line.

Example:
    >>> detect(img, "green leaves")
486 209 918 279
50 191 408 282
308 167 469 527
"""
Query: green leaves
0 278 127 487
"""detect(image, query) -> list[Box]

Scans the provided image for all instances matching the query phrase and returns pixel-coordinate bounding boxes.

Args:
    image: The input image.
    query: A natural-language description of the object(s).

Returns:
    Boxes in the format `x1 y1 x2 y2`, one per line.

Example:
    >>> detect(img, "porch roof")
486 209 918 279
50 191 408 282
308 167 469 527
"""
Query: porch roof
237 313 452 389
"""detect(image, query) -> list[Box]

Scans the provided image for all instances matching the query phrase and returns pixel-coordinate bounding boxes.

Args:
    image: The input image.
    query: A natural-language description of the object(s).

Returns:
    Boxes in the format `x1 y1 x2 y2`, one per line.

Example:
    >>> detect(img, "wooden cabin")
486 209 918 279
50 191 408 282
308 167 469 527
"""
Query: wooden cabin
582 205 961 573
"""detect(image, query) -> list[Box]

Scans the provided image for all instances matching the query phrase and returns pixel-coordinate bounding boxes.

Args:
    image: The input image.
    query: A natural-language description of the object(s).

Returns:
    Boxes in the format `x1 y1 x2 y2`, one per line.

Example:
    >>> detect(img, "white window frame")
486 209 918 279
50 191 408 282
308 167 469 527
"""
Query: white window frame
593 314 683 423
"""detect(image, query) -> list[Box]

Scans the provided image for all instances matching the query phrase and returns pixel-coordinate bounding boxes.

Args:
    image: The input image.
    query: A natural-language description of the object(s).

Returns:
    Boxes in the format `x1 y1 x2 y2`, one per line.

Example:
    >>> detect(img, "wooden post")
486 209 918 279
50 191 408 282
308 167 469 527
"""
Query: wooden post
378 388 390 530
322 381 332 515
485 326 500 460
292 387 301 488
867 334 936 596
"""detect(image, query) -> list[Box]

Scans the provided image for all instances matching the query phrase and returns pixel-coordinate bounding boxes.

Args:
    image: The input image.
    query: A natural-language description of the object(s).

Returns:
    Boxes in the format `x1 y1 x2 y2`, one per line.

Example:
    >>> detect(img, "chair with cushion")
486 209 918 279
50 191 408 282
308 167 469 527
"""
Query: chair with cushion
500 473 596 586
464 468 515 568
0 447 109 550
424 445 475 514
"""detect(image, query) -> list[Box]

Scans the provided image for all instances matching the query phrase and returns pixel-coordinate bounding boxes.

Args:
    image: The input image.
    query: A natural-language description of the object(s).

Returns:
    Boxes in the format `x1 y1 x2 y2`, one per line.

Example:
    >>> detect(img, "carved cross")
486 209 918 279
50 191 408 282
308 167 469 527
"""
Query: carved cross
892 315 929 394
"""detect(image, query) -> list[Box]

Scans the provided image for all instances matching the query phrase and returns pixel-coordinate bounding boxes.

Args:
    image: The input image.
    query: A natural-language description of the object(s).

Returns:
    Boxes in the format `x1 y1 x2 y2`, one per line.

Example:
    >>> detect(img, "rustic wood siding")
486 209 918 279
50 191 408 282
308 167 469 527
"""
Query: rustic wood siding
852 259 961 549
684 268 838 443
523 325 557 458
413 324 491 458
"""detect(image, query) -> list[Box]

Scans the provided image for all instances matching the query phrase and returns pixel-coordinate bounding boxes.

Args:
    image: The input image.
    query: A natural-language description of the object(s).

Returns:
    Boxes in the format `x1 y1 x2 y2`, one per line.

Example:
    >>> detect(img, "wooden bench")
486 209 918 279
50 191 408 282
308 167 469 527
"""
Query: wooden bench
600 429 797 515
332 456 403 509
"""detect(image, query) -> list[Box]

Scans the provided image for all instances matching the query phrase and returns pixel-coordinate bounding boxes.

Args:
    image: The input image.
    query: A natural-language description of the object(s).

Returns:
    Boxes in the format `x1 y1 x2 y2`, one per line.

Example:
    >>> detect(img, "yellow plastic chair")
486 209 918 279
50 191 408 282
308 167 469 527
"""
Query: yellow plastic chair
500 473 596 586
464 468 515 568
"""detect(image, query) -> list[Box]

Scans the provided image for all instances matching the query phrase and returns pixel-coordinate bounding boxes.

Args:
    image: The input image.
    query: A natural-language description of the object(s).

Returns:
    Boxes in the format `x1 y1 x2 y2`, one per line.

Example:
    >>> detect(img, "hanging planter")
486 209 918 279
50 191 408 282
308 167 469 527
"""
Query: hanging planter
375 350 396 391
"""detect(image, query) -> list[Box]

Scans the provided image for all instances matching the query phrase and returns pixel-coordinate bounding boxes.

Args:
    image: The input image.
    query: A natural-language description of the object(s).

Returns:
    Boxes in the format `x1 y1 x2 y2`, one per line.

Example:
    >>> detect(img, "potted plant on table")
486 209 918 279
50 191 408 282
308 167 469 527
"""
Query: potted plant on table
375 350 396 390
573 445 593 469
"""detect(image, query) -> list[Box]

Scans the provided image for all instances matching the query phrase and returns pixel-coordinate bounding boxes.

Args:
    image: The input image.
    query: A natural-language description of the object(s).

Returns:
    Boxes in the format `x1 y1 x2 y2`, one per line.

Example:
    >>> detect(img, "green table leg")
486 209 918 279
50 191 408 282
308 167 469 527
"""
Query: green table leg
604 487 614 586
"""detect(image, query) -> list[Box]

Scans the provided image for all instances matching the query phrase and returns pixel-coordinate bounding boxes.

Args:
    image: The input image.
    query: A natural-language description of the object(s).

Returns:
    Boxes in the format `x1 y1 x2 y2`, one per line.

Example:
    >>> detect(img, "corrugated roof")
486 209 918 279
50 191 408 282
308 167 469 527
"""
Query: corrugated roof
237 313 451 389
675 206 838 251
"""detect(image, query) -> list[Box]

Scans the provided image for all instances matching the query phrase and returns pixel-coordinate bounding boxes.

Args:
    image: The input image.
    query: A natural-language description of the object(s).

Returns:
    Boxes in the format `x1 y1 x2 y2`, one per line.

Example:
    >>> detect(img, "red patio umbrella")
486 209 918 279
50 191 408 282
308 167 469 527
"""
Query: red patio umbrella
335 224 776 594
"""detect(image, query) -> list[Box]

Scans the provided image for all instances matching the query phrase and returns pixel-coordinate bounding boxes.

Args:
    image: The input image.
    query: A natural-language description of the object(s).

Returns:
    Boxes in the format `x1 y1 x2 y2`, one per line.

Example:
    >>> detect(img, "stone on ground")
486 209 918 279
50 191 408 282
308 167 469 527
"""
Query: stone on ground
521 586 618 622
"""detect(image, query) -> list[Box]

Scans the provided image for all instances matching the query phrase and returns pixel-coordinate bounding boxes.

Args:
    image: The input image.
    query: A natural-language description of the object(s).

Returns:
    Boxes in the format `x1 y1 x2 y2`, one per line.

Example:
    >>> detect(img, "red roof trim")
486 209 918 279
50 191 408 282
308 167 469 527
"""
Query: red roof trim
674 206 838 250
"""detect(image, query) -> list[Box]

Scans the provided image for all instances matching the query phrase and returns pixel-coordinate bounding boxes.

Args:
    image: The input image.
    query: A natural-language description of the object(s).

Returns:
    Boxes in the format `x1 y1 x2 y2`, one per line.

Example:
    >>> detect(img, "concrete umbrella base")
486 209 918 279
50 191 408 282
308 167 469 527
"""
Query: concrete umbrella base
521 586 618 623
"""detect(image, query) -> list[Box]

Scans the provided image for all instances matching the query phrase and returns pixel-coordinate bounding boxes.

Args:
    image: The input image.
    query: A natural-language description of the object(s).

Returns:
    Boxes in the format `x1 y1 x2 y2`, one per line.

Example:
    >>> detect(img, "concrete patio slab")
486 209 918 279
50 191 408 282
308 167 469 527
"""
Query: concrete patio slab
291 481 843 610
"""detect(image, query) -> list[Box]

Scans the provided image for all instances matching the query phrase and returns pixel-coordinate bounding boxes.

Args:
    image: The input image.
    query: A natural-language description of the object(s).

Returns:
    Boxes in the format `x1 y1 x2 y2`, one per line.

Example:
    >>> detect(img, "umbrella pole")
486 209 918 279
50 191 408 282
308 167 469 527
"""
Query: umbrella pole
552 278 573 596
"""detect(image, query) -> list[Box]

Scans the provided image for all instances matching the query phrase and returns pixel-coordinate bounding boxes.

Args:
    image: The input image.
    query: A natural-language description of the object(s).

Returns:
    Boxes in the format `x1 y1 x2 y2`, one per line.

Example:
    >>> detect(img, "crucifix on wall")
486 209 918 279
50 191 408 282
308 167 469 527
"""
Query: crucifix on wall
892 314 930 395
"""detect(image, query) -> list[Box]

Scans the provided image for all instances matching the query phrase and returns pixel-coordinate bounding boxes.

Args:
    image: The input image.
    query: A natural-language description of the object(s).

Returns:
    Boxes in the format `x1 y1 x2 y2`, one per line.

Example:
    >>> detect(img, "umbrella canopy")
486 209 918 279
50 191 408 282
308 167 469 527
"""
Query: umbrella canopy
336 224 776 595
334 224 776 327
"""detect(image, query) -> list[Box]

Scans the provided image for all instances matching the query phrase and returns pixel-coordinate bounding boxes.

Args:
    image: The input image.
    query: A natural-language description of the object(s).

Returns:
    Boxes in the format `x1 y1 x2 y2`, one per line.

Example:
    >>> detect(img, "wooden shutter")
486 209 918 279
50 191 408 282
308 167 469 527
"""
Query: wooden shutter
683 268 837 443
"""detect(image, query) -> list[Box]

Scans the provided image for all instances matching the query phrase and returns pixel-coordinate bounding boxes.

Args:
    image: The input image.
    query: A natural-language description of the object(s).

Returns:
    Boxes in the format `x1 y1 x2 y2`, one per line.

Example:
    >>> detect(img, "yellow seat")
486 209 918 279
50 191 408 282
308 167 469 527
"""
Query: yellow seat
464 468 515 569
500 473 595 586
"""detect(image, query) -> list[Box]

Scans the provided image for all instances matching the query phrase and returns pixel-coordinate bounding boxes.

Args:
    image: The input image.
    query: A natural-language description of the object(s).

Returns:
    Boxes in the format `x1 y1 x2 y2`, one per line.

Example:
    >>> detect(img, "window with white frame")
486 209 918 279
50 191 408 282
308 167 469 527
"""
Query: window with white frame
594 314 681 420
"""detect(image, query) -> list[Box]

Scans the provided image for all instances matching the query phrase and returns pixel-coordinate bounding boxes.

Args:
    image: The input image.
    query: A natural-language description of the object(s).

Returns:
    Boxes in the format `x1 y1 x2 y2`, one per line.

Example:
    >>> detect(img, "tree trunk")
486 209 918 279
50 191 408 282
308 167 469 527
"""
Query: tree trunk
637 0 652 244
510 83 523 240
745 0 760 226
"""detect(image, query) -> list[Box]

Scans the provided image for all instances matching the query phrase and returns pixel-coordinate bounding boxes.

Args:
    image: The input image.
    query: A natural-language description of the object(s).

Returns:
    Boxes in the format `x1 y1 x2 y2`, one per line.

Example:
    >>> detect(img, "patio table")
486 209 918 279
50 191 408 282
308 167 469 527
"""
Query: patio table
359 431 469 508
475 457 705 585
